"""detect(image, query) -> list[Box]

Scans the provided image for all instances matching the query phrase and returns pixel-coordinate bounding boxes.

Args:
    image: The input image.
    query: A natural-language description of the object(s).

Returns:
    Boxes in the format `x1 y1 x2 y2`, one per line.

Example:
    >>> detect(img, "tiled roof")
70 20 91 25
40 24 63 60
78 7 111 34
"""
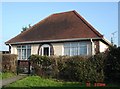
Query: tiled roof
6 10 103 44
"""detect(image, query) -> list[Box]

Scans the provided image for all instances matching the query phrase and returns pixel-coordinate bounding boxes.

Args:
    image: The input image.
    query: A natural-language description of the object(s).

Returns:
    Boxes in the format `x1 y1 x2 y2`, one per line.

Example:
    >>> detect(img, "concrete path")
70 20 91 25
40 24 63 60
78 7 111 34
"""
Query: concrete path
2 74 27 87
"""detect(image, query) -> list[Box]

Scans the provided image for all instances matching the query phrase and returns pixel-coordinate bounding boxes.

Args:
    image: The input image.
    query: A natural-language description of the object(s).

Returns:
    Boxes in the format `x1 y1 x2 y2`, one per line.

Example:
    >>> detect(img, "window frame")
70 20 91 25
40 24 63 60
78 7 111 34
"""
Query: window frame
17 45 31 60
39 44 50 56
64 42 88 56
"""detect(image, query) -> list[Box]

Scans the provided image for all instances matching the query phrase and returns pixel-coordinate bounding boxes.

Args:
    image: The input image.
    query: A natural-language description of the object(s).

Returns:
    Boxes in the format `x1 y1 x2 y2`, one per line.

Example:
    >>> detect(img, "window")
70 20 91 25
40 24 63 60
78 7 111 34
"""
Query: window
17 45 31 60
64 42 88 56
79 44 87 55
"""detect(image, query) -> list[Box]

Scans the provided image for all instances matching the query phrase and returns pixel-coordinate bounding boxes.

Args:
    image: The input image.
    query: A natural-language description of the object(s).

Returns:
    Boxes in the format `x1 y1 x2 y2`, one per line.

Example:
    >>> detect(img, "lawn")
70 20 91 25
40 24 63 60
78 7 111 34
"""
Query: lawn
0 72 16 79
3 76 120 89
6 76 82 87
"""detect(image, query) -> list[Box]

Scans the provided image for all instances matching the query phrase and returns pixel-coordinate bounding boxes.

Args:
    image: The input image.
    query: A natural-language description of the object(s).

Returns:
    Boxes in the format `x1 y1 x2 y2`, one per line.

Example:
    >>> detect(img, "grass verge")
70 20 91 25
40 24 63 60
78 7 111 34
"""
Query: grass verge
1 72 16 79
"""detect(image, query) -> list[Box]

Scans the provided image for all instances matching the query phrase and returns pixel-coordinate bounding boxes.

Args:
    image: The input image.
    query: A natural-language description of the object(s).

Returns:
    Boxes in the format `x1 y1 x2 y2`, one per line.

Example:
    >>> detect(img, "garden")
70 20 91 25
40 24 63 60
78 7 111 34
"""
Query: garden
1 46 120 88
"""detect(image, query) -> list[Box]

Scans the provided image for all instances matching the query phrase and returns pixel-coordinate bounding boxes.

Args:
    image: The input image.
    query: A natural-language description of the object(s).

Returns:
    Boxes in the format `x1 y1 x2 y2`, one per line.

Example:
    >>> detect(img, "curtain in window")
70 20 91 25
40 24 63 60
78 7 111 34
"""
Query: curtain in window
64 42 88 56
17 45 31 60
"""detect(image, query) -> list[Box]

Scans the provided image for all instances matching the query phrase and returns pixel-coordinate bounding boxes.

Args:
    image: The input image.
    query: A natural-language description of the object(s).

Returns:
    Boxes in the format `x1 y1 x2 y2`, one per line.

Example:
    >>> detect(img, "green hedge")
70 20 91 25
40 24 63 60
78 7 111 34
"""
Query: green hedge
29 55 57 77
104 47 120 83
2 54 17 73
29 54 105 83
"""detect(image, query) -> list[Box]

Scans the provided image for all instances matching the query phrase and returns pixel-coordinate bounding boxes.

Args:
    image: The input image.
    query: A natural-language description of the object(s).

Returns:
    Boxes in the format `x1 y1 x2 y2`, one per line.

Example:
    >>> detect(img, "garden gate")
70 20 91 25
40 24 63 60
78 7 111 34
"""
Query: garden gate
17 60 31 75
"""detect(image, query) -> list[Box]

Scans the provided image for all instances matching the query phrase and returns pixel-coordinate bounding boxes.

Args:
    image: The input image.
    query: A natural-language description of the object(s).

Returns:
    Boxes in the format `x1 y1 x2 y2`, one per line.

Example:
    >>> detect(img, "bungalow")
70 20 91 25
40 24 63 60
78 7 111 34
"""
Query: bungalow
5 10 111 60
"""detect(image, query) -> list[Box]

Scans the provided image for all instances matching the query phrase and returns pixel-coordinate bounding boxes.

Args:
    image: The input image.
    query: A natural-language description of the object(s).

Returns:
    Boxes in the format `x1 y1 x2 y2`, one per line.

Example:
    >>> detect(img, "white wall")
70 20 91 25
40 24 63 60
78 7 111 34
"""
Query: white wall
11 45 17 54
99 41 108 53
52 43 63 56
31 44 39 55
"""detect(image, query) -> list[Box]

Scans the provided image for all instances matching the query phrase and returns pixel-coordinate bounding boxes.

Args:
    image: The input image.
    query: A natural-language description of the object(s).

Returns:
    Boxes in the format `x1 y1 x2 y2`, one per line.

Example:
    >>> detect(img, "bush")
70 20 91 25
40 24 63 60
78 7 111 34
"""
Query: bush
29 55 57 77
58 55 105 82
58 56 87 81
104 47 120 83
2 54 17 73
88 53 105 83
29 54 105 83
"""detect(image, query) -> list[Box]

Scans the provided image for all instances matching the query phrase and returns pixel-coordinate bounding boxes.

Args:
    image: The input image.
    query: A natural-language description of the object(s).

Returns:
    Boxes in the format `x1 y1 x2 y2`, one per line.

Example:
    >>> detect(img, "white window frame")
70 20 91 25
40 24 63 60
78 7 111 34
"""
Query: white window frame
40 44 50 56
64 42 89 56
17 45 31 60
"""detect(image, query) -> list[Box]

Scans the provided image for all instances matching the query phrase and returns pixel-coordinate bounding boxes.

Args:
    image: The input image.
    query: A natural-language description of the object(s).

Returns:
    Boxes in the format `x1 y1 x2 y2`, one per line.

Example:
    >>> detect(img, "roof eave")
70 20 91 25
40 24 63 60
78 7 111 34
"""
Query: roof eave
5 37 103 45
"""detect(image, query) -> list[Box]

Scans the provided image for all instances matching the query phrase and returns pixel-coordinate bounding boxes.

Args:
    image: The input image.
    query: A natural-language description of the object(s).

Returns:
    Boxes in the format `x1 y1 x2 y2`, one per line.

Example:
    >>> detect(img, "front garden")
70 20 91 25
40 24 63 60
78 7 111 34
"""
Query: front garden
2 46 120 88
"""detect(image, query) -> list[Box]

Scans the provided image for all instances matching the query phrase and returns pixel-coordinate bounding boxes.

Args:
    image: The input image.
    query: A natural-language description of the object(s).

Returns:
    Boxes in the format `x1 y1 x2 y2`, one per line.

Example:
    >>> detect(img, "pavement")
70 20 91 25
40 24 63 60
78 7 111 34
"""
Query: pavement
2 74 27 87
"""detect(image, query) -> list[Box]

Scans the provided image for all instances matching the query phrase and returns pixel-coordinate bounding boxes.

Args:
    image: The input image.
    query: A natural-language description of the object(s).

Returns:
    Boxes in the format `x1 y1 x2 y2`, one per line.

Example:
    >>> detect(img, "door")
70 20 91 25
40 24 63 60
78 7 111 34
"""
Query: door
39 44 50 56
43 47 49 56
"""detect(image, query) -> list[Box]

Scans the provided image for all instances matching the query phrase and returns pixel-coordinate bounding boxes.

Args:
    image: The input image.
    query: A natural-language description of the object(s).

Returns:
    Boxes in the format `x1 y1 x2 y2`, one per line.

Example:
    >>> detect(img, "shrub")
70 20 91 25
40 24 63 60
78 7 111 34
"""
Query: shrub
29 55 57 77
88 53 105 83
29 54 105 83
58 55 105 83
104 47 120 83
2 54 17 73
58 56 87 81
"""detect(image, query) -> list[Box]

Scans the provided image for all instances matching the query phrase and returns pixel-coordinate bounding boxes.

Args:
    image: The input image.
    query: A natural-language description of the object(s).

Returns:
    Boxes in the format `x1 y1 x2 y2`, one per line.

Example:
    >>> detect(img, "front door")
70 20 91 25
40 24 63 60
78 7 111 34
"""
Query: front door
39 44 50 56
43 47 49 56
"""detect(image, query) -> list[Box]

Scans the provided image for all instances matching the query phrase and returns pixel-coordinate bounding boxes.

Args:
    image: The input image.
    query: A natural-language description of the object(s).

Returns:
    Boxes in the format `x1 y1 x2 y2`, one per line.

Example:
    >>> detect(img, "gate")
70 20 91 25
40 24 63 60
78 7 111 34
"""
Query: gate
17 60 31 75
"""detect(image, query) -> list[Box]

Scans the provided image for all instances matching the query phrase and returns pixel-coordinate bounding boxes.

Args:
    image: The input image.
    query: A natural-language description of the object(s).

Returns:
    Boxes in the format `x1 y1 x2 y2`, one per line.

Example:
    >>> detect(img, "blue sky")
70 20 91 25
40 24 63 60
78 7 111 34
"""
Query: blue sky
1 2 118 51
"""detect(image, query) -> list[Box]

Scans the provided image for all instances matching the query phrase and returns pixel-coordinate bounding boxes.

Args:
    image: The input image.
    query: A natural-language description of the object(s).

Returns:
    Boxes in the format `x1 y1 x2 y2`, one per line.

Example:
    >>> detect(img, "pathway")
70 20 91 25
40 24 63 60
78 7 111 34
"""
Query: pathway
2 74 27 87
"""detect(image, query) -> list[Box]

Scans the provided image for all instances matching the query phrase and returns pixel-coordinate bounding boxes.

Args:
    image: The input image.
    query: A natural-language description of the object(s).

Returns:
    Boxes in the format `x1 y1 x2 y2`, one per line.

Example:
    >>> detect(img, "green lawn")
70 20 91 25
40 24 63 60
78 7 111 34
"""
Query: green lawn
1 72 16 79
7 76 82 87
3 76 120 89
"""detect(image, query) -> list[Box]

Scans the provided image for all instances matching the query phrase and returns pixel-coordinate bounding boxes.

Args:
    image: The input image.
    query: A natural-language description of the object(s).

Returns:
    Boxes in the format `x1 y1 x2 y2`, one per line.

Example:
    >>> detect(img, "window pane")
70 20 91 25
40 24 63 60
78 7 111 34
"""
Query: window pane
17 49 21 60
27 49 31 59
22 49 26 59
22 45 26 49
71 47 78 56
71 42 78 47
27 45 31 49
64 47 70 56
64 43 70 47
79 45 87 55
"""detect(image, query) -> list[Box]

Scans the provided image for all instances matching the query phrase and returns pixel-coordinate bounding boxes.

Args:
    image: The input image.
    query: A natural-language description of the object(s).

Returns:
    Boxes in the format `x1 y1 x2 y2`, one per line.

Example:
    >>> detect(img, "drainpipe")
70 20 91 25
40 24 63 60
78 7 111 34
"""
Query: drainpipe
90 39 94 55
8 44 11 53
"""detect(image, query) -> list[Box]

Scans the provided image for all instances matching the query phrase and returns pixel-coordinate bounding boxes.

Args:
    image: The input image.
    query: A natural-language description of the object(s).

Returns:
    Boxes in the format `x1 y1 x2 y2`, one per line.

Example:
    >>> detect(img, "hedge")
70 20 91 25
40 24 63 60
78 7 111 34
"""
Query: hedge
104 47 120 83
2 54 17 73
29 54 105 83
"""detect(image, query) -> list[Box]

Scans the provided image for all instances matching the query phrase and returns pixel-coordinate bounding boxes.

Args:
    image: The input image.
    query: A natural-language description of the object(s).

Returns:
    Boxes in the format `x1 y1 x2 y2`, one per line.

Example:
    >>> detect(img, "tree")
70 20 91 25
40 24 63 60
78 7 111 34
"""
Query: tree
21 24 31 33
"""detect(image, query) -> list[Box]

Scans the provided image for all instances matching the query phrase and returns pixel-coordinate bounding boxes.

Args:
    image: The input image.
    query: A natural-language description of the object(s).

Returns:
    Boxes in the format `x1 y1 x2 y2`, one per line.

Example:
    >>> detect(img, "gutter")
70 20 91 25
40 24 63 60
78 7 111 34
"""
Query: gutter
8 44 12 53
90 39 95 55
5 37 102 45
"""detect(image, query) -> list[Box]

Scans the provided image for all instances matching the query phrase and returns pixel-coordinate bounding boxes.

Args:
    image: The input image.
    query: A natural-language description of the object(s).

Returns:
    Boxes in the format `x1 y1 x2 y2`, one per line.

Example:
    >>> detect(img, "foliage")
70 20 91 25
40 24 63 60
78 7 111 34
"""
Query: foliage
104 47 120 83
2 54 17 73
29 55 57 77
29 55 105 83
58 55 105 82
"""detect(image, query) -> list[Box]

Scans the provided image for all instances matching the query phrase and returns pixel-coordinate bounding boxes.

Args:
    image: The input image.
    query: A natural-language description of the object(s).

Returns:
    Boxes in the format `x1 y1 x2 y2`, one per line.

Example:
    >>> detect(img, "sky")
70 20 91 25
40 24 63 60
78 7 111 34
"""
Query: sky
1 2 118 51
118 1 120 46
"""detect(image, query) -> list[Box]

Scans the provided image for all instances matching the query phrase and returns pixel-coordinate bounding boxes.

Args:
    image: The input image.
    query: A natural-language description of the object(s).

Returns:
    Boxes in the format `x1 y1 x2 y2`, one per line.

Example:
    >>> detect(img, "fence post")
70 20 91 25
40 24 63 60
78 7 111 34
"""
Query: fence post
28 60 31 75
17 60 20 75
